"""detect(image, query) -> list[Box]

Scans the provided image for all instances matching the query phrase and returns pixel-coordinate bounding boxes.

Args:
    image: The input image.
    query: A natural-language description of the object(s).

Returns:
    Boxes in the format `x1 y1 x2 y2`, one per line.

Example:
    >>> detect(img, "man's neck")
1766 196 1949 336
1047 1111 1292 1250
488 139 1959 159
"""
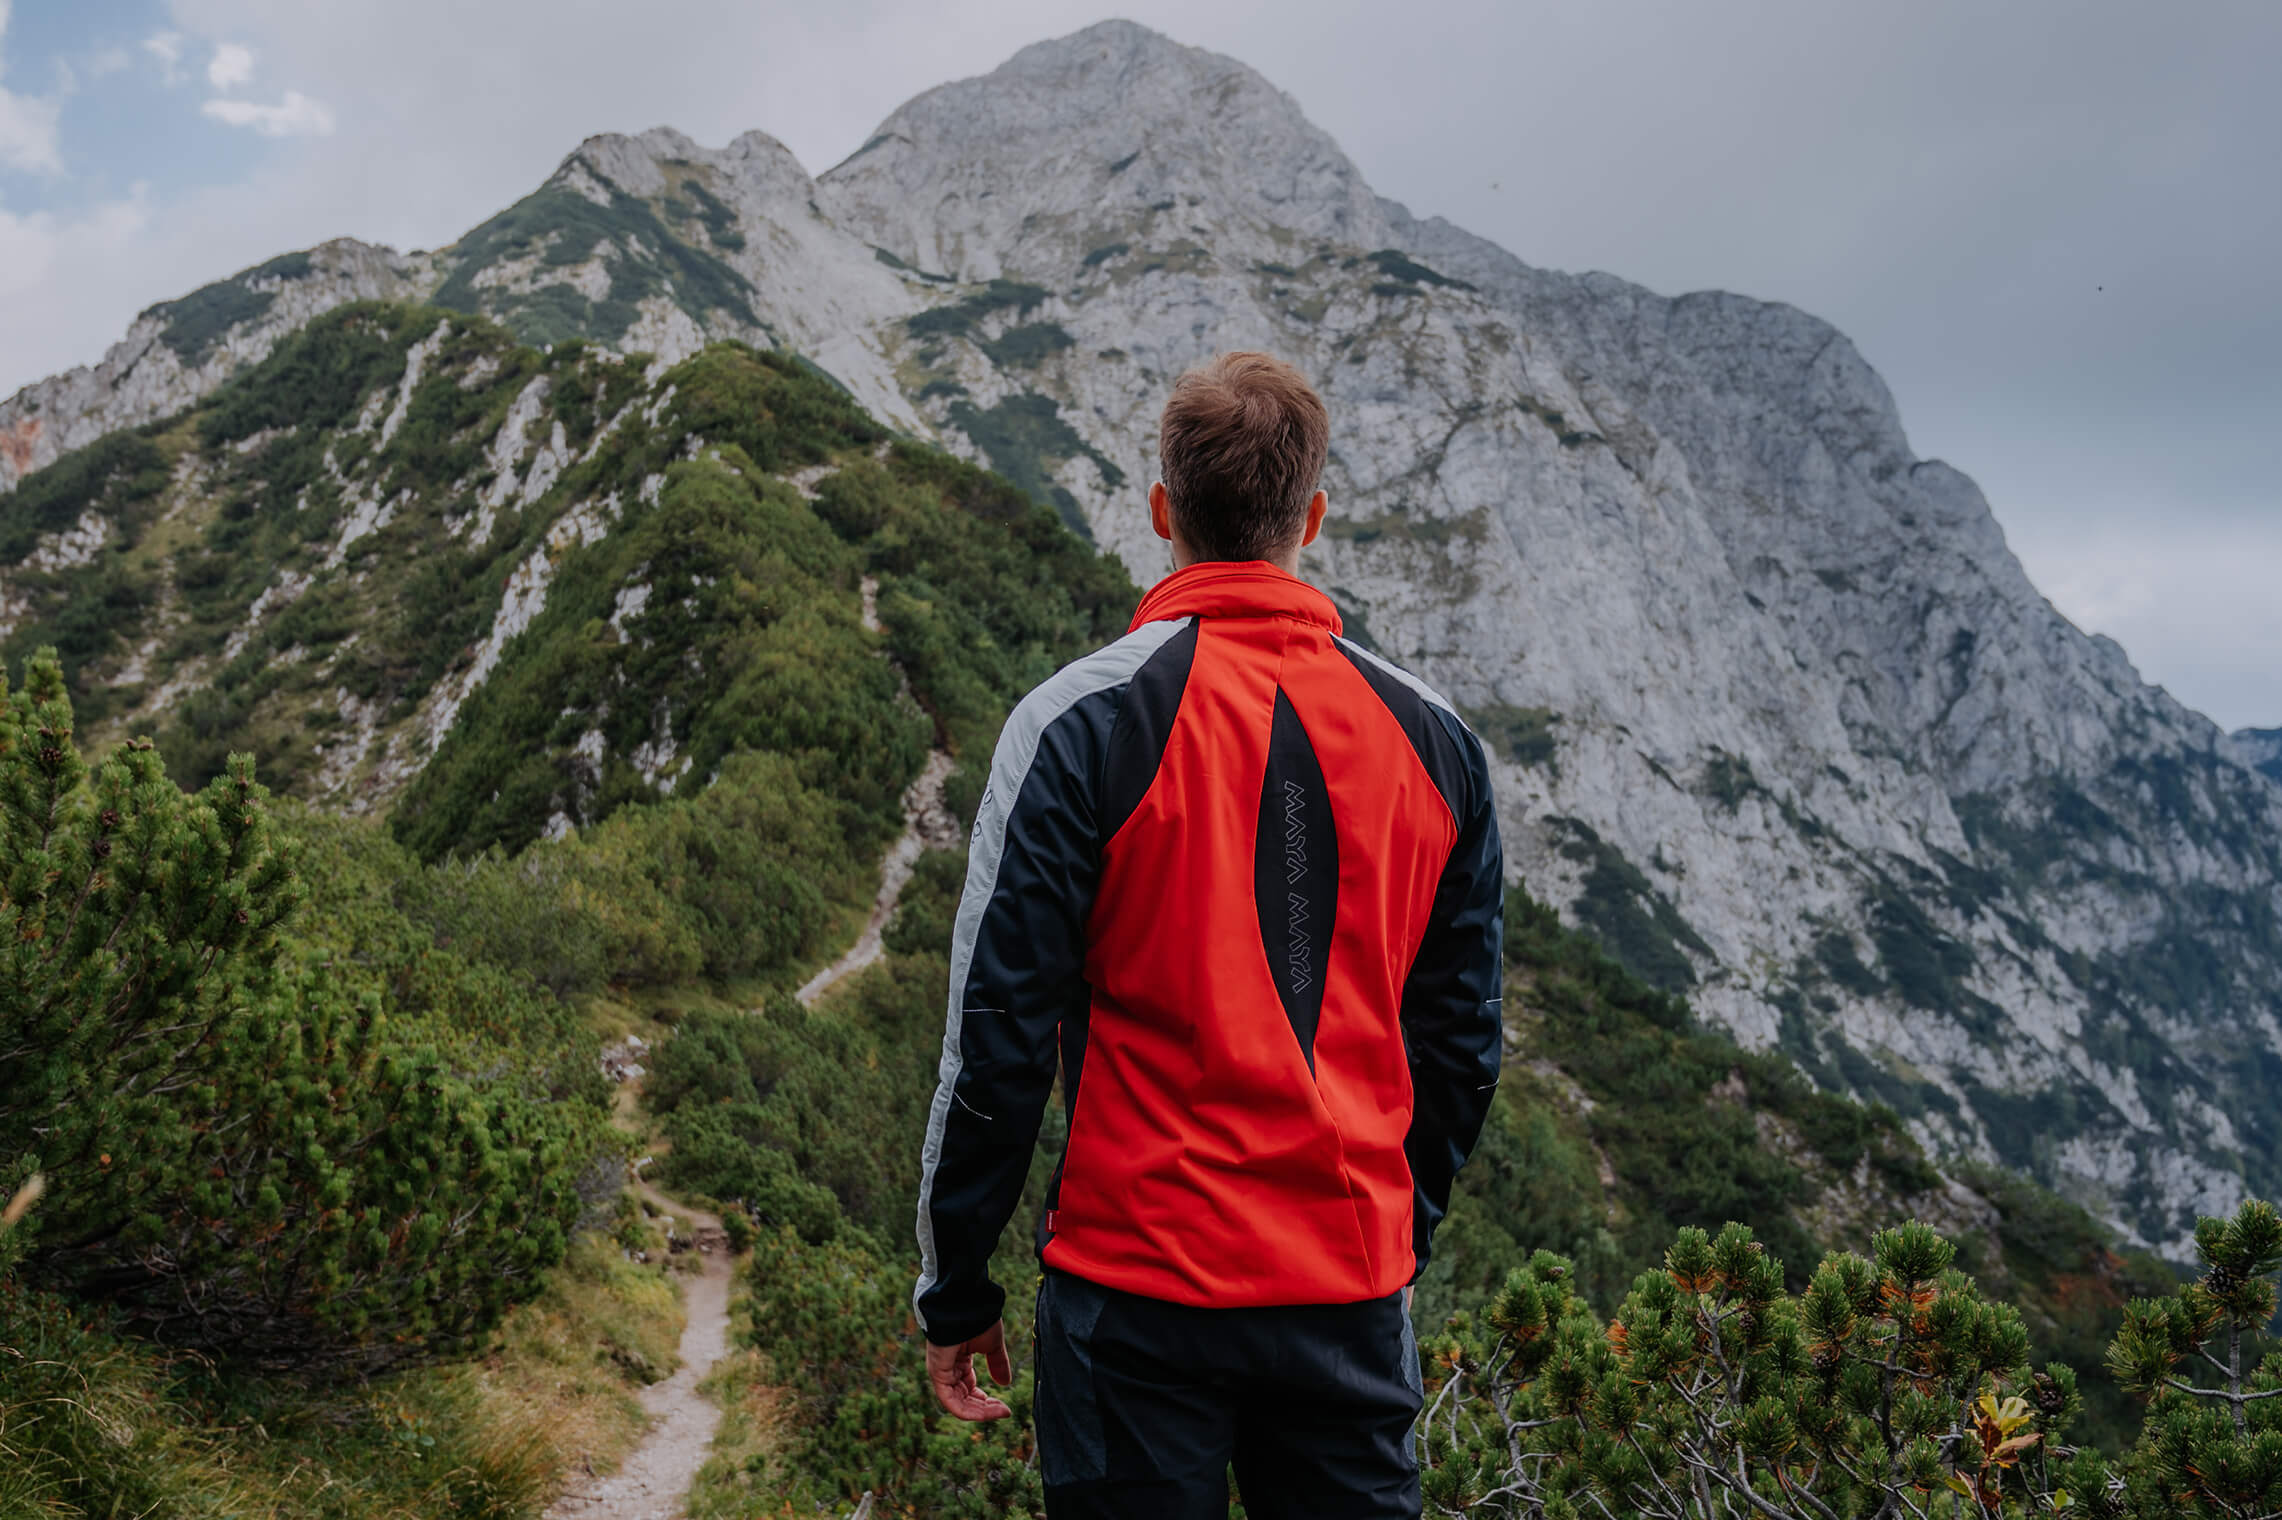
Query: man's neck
1168 547 1303 576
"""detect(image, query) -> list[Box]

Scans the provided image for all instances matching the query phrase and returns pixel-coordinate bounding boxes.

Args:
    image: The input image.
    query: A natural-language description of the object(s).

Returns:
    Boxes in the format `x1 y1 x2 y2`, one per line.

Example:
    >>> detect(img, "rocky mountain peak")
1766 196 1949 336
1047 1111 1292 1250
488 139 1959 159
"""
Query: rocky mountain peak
551 127 703 199
818 19 1388 279
548 125 818 206
721 128 820 196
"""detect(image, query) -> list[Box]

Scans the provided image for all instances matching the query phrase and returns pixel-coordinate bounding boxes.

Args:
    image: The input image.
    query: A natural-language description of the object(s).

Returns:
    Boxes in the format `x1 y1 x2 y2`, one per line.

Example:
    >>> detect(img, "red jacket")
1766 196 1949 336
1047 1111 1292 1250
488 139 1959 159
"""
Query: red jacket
914 562 1504 1344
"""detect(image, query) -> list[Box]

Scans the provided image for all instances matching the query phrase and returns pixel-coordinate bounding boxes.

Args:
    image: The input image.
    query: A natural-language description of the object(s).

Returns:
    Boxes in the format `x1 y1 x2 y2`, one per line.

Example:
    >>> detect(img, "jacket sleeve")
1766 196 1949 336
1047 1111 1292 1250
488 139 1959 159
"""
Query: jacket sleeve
912 692 1108 1347
1401 715 1505 1281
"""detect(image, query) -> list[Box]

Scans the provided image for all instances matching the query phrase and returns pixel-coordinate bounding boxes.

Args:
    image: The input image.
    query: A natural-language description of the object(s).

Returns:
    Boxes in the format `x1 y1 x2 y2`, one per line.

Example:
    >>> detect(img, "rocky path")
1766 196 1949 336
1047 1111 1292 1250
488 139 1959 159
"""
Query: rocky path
795 571 962 1008
794 748 960 1006
543 1188 731 1520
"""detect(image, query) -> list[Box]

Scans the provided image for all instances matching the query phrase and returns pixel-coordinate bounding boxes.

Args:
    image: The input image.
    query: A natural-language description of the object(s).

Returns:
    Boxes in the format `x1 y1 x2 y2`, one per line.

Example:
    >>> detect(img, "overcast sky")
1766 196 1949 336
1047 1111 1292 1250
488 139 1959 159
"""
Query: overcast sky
1 0 2275 729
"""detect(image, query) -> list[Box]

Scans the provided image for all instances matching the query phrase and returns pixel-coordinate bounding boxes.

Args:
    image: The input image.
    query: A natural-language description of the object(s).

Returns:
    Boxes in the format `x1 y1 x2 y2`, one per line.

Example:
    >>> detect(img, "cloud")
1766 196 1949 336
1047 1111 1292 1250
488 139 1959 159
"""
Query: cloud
0 0 60 175
0 162 314 393
201 89 333 138
207 42 254 91
0 91 58 174
143 30 184 84
2030 515 2282 731
0 187 149 305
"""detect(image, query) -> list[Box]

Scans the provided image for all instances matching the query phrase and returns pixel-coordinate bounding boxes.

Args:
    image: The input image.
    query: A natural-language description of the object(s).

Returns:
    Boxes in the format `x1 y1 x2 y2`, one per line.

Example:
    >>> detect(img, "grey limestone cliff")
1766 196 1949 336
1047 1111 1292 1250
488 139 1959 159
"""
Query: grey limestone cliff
0 240 426 492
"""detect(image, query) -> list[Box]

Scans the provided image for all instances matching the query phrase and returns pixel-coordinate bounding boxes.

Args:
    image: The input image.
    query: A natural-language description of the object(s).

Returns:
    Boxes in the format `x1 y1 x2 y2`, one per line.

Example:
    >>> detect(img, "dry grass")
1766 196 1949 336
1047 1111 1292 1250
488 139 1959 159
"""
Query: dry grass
1 1221 689 1520
461 1233 687 1493
683 1344 799 1520
181 1229 687 1520
0 1325 278 1519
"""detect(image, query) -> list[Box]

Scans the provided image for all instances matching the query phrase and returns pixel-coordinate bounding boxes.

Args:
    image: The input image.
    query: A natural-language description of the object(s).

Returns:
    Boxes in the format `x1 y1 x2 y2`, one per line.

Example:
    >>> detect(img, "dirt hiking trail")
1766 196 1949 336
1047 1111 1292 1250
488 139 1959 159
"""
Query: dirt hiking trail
796 573 962 1008
554 716 956 1517
794 747 960 1006
544 1187 730 1520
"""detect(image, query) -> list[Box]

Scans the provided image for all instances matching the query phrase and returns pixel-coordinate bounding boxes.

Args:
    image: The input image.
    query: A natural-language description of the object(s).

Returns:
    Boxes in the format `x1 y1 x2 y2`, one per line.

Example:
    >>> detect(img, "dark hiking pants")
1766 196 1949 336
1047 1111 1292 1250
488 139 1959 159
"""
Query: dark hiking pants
1032 1267 1423 1519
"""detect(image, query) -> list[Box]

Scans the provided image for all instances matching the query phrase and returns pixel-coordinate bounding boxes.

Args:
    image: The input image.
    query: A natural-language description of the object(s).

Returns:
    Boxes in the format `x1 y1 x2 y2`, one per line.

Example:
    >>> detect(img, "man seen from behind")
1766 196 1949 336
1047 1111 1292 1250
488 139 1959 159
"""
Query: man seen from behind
912 351 1506 1518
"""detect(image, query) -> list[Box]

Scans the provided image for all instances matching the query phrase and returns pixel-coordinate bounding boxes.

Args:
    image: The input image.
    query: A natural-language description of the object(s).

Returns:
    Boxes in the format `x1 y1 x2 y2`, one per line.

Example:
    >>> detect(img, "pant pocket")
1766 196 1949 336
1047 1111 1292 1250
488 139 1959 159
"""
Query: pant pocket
1035 1271 1111 1486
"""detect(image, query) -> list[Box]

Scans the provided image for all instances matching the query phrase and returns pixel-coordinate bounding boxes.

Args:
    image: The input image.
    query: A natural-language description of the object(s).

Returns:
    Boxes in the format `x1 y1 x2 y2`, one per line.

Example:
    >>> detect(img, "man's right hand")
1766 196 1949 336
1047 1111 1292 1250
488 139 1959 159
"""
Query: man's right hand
926 1320 1013 1421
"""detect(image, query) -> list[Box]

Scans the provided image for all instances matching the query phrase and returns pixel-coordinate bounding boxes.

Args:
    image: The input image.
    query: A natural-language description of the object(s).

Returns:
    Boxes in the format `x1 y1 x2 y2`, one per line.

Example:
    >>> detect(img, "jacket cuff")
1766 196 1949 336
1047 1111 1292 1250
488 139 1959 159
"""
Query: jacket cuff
917 1279 1007 1348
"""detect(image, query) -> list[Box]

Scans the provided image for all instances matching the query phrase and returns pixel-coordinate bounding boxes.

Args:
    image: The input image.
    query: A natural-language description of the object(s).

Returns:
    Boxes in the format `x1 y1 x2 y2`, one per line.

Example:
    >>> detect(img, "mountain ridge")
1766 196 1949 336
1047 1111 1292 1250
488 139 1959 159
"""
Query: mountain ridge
1 19 2276 1256
2236 726 2282 784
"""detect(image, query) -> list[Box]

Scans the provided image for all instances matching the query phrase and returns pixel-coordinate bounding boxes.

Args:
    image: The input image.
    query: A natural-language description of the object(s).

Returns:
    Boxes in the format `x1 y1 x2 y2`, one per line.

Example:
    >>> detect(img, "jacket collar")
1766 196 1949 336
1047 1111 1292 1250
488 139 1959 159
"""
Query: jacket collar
1128 560 1344 635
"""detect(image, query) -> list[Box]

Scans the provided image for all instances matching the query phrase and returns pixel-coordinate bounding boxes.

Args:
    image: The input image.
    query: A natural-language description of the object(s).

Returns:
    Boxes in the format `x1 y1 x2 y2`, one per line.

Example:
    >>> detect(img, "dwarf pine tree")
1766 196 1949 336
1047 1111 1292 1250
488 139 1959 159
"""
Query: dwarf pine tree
0 651 299 1162
2105 1199 2282 1517
1419 1220 2116 1517
0 650 597 1372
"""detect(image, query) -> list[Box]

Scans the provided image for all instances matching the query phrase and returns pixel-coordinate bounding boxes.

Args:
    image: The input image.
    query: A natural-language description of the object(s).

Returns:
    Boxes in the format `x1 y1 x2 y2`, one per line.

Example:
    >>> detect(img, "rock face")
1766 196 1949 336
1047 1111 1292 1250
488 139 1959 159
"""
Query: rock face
4 20 2276 1255
0 240 429 493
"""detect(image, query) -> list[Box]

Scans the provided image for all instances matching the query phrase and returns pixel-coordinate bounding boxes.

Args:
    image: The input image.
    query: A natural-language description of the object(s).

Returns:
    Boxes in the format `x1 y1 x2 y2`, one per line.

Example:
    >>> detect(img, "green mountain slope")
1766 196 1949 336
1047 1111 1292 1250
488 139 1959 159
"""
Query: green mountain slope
0 303 1127 837
0 305 1136 1515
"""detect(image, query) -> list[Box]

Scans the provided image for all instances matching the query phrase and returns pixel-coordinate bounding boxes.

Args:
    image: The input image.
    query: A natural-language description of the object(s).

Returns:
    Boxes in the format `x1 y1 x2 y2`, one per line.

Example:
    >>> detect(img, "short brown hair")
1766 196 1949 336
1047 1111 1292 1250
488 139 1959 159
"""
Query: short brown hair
1157 352 1329 562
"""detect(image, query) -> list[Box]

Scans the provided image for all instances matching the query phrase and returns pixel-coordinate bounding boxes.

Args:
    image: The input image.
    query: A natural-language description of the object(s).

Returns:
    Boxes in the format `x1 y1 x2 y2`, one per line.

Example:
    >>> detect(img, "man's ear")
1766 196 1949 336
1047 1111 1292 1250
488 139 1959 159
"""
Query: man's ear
1149 480 1174 543
1298 489 1328 548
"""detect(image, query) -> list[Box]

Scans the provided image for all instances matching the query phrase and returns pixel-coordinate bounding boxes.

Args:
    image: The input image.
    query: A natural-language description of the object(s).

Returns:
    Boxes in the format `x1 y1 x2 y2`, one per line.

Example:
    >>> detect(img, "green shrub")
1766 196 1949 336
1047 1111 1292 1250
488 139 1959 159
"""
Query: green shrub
1455 886 2003 1312
390 350 1132 866
665 176 747 252
1364 248 1476 291
648 989 942 1242
942 392 1122 537
739 1225 1044 1518
407 748 858 993
146 251 314 364
1548 818 1710 991
659 1107 846 1244
1420 1199 2282 1518
197 300 451 449
0 432 173 714
0 429 168 563
980 321 1074 369
1464 703 1560 772
429 185 758 345
0 648 300 1227
903 279 1050 341
32 968 599 1372
414 836 701 999
2106 1200 2282 1516
1419 1220 2107 1516
0 650 607 1373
